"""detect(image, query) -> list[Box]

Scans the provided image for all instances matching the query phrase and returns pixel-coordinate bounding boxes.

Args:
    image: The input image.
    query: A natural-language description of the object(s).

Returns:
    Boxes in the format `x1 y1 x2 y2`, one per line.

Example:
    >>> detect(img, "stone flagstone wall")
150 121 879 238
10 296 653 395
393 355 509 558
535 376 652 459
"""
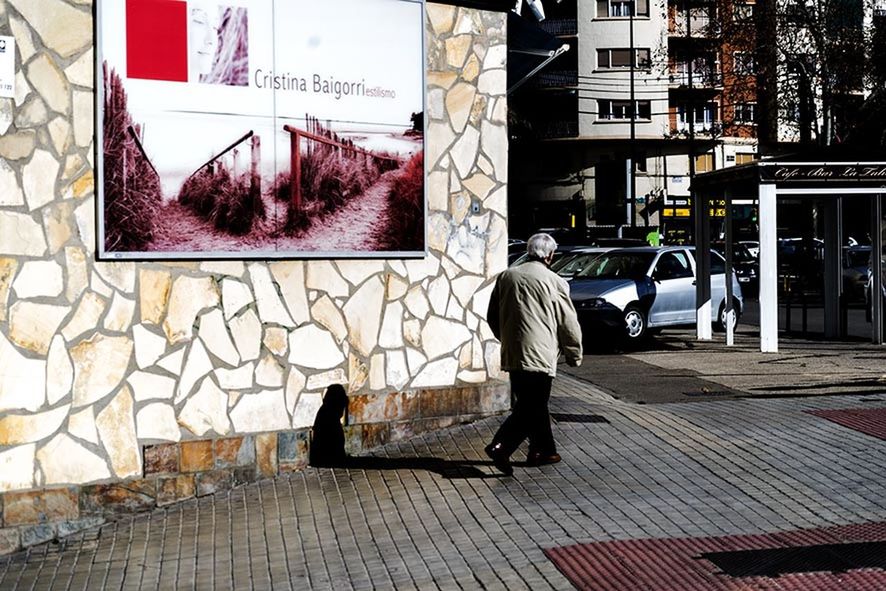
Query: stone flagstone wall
0 1 509 553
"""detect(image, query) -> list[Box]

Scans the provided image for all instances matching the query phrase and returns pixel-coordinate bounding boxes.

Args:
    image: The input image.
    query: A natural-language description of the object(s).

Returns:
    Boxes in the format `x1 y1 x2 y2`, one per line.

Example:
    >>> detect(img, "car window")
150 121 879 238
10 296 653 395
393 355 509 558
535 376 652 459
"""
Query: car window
557 253 601 277
710 250 725 274
576 252 655 280
654 252 693 280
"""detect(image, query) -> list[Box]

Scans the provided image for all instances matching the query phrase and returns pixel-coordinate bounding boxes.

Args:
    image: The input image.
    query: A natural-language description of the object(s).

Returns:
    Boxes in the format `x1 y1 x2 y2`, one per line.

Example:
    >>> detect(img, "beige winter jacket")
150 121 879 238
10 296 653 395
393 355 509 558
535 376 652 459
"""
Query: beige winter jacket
486 259 583 376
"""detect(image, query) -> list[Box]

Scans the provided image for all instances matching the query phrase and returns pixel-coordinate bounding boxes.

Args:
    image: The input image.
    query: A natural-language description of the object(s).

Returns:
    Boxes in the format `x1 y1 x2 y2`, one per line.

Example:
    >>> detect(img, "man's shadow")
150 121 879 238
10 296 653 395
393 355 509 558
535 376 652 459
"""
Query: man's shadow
310 384 505 479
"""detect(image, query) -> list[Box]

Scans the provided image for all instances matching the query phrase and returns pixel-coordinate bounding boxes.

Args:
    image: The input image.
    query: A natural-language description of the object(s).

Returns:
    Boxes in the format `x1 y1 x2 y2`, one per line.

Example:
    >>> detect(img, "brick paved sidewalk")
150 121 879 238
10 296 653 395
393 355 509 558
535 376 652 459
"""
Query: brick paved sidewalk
2 374 886 590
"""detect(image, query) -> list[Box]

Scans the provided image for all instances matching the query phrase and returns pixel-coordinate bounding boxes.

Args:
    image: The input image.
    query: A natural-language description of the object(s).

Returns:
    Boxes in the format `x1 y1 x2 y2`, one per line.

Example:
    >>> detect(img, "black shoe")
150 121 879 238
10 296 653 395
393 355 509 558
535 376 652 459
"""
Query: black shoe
484 443 513 476
526 451 561 467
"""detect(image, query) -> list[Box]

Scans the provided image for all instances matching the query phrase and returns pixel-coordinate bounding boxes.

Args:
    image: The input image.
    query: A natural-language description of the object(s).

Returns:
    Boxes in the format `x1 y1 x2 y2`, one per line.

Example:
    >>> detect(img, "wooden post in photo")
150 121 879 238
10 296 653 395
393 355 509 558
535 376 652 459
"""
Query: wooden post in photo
291 131 302 214
232 148 240 176
251 134 261 206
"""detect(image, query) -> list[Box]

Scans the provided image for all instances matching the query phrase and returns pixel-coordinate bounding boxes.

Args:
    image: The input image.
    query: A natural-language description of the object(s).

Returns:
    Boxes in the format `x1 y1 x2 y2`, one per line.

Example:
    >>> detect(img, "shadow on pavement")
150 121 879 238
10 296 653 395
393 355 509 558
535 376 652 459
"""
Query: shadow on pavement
315 456 507 480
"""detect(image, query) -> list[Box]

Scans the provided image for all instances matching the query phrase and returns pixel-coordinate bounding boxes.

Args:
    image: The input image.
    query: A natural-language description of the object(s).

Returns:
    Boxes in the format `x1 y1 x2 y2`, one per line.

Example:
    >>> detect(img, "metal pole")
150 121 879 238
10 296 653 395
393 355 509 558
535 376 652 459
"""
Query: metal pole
872 193 883 344
759 183 778 352
725 189 734 346
629 0 637 228
290 132 302 214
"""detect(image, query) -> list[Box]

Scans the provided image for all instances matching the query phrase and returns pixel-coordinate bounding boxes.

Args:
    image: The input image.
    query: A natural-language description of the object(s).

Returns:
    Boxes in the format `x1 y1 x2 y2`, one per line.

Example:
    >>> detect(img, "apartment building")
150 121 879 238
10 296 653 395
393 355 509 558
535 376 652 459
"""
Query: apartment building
509 0 761 240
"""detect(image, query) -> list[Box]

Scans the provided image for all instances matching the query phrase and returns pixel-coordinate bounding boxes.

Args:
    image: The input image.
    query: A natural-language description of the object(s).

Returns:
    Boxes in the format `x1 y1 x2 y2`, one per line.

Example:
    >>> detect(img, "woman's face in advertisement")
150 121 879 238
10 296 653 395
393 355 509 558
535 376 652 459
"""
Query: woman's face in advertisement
189 6 218 79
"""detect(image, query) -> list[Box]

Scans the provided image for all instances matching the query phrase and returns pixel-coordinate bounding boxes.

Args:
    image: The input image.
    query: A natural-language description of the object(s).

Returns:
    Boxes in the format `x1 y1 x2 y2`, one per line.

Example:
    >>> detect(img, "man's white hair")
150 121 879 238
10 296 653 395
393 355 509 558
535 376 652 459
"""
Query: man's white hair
526 233 557 259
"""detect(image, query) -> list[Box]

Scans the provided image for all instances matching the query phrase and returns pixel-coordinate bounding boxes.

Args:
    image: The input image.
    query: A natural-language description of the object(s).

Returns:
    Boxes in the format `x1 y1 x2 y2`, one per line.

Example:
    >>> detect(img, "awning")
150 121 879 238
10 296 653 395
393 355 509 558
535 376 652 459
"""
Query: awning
507 11 570 94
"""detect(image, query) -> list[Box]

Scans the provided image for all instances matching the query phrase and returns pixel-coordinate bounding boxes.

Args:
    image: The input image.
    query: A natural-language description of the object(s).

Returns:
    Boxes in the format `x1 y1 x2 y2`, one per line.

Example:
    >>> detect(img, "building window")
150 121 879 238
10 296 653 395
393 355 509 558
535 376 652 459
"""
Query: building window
676 102 718 132
733 1 755 21
733 52 756 76
735 152 756 165
598 99 652 121
598 48 651 69
734 102 756 124
694 153 714 173
597 0 649 17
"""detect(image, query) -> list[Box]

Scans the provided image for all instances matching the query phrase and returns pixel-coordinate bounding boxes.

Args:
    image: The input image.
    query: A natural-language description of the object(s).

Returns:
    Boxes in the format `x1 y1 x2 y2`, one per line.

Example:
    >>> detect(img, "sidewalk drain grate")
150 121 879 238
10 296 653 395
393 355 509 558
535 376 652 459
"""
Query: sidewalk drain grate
806 407 886 441
551 413 609 424
703 541 886 577
683 390 733 397
545 520 886 591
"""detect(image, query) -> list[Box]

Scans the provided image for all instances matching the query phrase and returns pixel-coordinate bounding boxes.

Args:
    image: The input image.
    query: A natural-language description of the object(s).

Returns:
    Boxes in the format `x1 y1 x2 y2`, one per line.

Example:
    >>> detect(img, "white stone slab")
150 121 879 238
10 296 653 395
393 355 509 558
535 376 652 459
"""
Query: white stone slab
385 350 409 390
221 278 253 320
230 308 262 362
198 308 240 367
0 403 69 445
39 434 110 485
342 277 384 357
157 346 186 376
22 149 58 211
179 377 231 437
0 158 23 206
306 261 350 298
9 300 69 355
285 367 306 416
176 339 213 403
378 302 404 349
46 334 72 405
255 354 284 388
305 368 347 391
249 263 295 327
291 391 322 429
127 370 176 402
288 324 344 369
310 295 347 343
103 293 135 333
71 334 133 408
404 286 431 320
136 403 181 442
162 276 220 344
215 362 254 390
96 386 141 479
411 357 459 388
0 332 46 413
94 262 136 294
0 443 35 492
0 211 47 256
406 347 427 374
230 389 289 433
68 406 98 444
269 262 311 325
132 324 166 369
61 292 105 343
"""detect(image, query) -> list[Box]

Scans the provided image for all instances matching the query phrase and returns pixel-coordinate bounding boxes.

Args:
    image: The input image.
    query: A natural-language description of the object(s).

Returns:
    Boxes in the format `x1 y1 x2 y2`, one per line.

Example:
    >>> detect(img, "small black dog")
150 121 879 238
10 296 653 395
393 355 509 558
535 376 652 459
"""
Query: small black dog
309 384 349 467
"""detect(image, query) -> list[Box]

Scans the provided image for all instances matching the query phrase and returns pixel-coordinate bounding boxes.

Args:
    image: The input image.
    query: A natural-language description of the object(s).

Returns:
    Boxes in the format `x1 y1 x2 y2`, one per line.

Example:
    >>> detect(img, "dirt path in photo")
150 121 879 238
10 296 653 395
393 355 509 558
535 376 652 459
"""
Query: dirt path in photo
146 170 397 254
275 170 397 252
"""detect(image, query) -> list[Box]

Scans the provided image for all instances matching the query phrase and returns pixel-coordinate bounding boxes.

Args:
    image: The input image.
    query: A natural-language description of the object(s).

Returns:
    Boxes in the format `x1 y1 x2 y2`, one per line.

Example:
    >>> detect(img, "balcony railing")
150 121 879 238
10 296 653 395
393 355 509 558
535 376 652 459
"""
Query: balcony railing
534 69 579 88
669 69 723 88
538 18 578 36
534 120 579 139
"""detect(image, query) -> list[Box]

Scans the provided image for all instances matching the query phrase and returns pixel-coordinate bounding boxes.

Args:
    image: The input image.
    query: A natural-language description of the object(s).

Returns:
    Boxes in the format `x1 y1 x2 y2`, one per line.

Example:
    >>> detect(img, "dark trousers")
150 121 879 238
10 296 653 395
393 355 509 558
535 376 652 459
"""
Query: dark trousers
491 370 555 457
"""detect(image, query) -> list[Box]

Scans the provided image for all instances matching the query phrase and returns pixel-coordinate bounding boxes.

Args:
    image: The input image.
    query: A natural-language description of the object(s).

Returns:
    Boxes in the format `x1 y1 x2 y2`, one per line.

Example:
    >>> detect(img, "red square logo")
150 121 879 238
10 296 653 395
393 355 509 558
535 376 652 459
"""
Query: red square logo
126 0 188 82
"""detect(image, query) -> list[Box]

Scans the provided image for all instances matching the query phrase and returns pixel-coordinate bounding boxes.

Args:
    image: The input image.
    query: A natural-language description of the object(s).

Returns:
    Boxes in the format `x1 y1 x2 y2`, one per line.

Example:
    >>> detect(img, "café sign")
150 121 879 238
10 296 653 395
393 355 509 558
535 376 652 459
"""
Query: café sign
760 163 886 183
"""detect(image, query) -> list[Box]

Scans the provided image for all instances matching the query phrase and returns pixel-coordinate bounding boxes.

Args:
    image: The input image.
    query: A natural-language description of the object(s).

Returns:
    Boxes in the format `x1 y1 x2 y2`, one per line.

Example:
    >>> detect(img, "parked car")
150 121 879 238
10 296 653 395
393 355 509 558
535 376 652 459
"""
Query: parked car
569 247 743 343
551 247 613 280
713 242 758 295
843 246 871 303
739 240 759 259
507 239 528 265
865 254 886 322
510 244 585 268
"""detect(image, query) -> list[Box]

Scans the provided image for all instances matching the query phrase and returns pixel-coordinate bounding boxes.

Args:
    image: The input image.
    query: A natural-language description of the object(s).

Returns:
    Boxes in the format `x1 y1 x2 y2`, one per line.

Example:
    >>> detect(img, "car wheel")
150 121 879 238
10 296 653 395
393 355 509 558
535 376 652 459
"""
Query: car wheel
623 306 648 341
714 300 740 332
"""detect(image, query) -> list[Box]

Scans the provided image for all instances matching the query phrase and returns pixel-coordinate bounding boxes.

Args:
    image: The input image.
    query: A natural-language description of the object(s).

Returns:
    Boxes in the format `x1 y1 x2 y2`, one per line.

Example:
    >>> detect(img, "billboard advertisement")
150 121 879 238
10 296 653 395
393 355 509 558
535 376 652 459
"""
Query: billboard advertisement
96 0 425 259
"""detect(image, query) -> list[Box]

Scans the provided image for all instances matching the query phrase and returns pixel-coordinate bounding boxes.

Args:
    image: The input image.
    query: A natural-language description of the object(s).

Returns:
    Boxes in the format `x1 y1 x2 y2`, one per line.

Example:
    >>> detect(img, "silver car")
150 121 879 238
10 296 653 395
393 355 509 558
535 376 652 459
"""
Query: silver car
569 246 744 342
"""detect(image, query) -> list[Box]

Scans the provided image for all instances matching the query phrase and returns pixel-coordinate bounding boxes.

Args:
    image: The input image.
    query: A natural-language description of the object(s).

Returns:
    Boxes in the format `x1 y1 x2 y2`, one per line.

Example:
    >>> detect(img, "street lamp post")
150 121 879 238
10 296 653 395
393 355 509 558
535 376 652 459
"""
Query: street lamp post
629 0 637 228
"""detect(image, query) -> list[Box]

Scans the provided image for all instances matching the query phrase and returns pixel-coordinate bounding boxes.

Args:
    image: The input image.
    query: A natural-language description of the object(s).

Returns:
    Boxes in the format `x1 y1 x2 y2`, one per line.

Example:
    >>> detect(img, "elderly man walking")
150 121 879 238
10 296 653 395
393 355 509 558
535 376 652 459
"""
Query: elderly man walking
484 233 583 475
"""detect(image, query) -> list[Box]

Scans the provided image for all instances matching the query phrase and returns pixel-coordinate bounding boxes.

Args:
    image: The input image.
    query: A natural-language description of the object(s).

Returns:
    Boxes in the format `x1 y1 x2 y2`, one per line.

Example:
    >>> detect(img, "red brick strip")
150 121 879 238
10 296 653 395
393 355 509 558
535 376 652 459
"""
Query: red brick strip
806 407 886 441
545 521 886 590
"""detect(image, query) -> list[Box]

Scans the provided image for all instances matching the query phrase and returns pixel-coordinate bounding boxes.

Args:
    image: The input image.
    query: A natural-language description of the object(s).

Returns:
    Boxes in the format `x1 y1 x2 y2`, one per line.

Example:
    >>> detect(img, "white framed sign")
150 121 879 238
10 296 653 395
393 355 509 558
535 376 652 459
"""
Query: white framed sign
96 0 426 260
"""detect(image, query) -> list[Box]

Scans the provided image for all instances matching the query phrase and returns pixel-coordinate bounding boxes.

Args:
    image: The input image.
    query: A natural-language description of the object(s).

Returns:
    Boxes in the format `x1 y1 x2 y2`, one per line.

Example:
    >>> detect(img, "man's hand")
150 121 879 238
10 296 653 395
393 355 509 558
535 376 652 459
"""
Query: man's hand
566 357 582 367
